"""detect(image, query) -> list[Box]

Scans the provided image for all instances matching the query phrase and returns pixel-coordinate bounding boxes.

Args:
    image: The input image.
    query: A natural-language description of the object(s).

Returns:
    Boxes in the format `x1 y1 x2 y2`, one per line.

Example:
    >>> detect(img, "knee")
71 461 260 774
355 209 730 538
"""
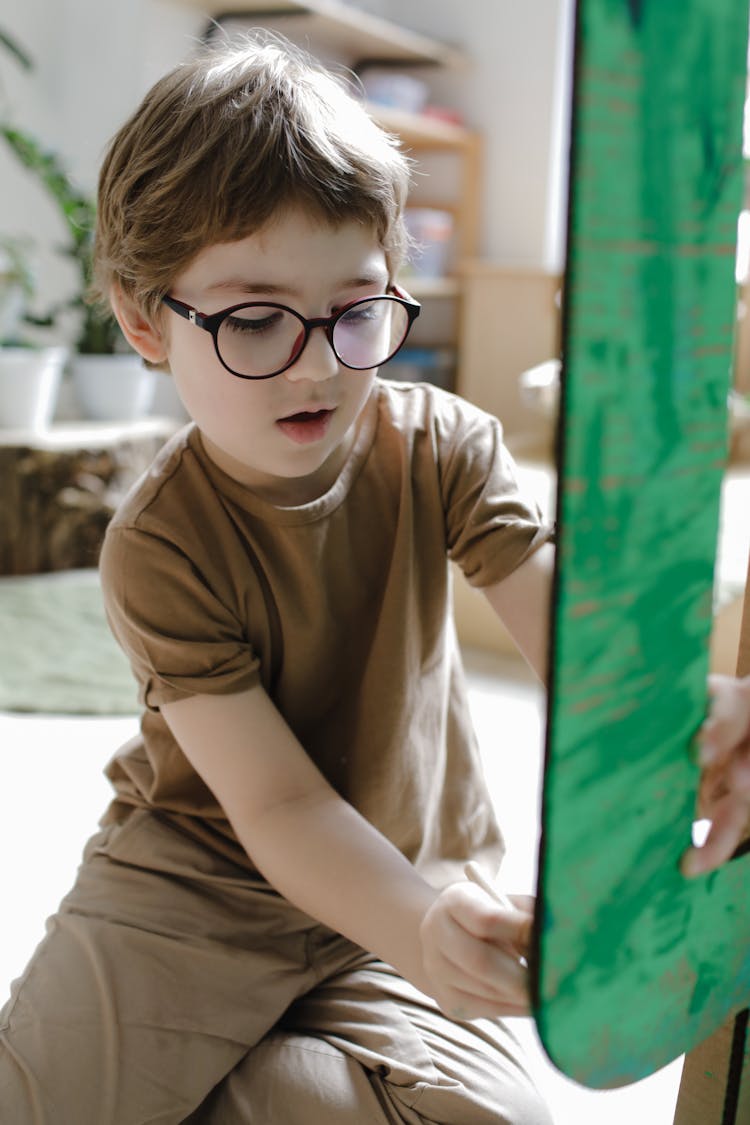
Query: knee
194 1032 375 1123
195 1030 555 1125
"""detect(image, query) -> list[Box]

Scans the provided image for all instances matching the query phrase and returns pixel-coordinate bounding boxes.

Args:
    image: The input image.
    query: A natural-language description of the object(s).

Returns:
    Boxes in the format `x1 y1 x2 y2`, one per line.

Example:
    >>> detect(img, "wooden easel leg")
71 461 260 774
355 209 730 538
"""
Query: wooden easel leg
673 1012 749 1124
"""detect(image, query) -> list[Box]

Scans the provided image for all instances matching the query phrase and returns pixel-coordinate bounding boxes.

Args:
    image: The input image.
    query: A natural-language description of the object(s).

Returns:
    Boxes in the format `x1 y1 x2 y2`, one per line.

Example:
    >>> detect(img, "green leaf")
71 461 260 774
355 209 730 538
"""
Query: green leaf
0 29 33 71
0 121 121 352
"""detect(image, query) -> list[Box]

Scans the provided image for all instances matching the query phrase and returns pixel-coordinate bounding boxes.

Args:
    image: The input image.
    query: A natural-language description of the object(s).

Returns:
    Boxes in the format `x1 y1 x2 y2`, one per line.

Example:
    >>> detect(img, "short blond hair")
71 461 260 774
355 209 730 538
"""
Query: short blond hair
93 31 412 323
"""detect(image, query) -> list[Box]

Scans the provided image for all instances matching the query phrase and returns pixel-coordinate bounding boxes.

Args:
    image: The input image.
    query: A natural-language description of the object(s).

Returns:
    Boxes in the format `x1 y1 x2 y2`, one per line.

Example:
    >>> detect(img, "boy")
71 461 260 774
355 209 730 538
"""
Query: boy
0 33 559 1123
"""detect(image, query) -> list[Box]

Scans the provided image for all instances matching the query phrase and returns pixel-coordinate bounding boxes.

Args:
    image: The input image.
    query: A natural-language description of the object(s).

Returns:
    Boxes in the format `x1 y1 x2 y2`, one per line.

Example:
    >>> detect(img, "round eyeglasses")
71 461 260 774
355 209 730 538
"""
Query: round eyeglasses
161 288 421 381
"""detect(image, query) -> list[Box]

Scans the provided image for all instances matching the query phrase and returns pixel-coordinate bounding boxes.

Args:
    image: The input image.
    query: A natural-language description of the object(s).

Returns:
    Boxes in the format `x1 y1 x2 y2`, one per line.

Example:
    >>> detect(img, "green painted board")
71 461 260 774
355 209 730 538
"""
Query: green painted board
534 0 750 1089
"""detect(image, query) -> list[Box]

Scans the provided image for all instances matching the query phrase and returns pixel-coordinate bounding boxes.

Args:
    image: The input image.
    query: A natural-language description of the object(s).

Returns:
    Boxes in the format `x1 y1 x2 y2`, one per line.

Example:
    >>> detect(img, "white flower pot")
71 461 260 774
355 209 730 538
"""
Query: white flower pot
0 346 67 431
72 353 156 422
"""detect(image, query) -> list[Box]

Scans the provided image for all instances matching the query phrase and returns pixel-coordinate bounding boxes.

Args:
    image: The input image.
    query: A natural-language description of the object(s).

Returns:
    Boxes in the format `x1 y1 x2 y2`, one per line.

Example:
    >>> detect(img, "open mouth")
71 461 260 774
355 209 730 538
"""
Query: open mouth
276 408 335 444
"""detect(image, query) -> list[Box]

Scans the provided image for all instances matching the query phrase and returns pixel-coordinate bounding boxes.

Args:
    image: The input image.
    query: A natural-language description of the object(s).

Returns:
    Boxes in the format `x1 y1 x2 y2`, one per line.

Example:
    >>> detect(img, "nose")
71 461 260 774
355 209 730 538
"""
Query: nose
283 324 340 384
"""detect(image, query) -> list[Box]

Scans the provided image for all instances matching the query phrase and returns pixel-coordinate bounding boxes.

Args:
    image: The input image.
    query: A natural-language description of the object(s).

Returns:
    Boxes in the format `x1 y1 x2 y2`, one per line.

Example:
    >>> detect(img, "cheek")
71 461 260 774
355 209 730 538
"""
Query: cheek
177 373 249 430
166 329 212 386
167 334 230 414
170 348 276 438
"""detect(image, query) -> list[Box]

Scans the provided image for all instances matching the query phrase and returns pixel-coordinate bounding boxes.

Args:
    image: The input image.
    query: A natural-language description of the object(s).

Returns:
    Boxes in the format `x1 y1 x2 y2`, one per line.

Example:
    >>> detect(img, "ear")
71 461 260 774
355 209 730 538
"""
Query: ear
110 285 168 365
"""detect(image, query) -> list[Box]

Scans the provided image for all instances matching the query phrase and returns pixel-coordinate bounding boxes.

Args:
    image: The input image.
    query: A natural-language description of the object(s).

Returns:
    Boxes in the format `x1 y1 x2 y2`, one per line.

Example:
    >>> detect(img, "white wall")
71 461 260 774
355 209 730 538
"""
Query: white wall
0 0 569 332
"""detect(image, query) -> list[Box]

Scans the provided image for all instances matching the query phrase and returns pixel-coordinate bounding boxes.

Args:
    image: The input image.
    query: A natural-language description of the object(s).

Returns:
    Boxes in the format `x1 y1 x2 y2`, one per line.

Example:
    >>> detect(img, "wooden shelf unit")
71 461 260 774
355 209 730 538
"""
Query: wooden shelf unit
191 0 465 68
371 106 482 263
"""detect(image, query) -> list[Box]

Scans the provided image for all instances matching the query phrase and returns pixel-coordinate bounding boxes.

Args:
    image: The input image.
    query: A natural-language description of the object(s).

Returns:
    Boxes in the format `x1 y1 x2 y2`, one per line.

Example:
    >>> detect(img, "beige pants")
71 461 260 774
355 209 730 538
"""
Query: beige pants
0 809 552 1125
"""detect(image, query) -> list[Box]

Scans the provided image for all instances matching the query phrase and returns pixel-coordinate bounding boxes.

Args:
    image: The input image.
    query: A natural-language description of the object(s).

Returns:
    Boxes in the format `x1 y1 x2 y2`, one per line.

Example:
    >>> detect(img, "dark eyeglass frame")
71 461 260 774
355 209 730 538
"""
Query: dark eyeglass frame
161 285 421 381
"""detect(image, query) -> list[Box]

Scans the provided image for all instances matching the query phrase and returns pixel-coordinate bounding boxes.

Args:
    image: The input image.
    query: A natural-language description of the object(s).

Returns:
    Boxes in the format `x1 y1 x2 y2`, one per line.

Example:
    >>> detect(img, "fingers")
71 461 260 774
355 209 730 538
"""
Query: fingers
683 770 750 877
698 675 750 766
682 792 750 875
420 883 533 1019
508 894 535 957
682 676 750 878
428 928 531 1018
457 883 534 962
508 893 536 913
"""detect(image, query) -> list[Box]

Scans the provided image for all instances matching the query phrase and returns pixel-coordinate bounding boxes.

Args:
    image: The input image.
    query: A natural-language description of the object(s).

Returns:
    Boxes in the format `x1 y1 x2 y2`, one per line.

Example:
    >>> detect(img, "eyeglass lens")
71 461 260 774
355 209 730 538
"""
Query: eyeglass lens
217 297 410 378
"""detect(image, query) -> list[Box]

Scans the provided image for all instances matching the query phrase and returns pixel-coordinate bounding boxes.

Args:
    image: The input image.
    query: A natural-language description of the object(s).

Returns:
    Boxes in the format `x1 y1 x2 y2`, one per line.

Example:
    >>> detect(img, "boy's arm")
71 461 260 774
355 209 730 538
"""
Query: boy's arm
481 542 555 682
483 549 750 876
161 685 530 1018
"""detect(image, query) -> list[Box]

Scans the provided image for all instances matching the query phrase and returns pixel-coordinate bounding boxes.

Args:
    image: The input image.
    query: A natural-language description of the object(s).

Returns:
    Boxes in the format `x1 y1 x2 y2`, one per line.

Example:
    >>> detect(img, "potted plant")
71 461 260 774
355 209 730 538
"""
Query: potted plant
0 244 67 430
0 263 66 427
0 29 155 422
0 33 68 430
0 228 67 435
1 125 157 421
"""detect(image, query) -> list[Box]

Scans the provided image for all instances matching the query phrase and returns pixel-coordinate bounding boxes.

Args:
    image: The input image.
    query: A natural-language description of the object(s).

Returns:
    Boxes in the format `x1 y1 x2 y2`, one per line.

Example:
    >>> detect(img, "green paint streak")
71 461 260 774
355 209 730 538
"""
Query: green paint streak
536 0 750 1088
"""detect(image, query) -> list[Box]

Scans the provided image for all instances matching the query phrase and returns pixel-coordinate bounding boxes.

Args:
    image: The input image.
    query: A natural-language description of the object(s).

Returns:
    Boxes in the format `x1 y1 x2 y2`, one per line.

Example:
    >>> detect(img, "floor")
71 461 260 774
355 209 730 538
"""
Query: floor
0 648 683 1123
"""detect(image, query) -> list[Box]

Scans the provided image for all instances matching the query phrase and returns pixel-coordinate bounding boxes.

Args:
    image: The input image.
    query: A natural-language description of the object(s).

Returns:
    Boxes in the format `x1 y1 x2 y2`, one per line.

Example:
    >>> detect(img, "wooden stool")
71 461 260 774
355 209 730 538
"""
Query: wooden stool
0 418 177 575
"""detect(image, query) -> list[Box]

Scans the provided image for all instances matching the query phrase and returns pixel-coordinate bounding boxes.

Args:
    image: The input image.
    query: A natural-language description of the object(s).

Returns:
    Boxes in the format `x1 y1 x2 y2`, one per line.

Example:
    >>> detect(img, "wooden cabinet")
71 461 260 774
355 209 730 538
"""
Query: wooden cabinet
456 263 562 447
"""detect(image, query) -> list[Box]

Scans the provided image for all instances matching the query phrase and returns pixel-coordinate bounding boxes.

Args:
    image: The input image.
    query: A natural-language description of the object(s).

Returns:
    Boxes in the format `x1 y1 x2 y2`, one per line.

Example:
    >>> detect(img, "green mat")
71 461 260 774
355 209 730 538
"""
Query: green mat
0 569 139 715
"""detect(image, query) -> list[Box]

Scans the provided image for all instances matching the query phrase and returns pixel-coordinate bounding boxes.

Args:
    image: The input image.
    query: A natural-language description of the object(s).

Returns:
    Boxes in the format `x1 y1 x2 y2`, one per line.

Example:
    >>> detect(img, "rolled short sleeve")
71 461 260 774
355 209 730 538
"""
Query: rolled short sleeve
437 396 554 587
100 524 261 710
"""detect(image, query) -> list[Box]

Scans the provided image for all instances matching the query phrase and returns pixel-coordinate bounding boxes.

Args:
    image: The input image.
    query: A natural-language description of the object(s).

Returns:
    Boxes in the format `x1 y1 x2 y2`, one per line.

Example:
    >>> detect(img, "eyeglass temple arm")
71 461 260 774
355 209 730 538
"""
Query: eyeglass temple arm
162 295 196 322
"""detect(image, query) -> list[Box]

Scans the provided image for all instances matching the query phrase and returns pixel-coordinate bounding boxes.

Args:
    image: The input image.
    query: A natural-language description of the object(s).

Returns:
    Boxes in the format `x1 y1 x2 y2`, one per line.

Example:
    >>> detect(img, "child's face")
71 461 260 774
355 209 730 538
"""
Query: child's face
161 208 389 505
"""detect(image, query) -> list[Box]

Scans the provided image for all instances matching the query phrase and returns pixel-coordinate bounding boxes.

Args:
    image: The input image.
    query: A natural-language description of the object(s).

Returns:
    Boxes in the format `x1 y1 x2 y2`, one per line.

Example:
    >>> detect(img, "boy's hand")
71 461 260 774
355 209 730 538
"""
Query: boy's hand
682 674 750 877
419 883 533 1020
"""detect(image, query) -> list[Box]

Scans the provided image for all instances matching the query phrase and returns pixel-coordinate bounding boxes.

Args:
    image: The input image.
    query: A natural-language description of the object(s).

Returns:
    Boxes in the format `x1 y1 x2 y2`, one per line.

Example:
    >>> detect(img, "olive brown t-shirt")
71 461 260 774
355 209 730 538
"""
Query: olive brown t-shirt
99 380 553 887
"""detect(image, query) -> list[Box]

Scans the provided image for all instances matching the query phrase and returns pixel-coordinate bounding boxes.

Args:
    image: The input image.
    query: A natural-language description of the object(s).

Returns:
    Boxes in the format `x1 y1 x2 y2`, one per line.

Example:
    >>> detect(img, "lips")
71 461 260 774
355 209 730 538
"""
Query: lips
276 407 335 445
282 409 330 424
278 399 337 419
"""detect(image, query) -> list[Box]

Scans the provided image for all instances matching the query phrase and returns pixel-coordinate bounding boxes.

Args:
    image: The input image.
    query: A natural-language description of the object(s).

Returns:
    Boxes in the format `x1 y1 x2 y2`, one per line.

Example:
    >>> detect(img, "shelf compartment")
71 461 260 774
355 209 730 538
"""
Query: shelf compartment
370 106 474 150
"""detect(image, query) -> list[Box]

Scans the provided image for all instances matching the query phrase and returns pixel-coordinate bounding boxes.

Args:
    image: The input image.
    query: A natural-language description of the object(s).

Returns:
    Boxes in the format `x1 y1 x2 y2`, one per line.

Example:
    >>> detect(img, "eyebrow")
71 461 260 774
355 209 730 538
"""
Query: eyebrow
203 273 389 298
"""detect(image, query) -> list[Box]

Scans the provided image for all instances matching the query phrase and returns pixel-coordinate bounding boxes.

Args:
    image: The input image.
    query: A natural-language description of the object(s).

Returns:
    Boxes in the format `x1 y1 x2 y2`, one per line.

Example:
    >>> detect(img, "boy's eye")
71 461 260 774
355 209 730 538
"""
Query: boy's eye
340 307 372 322
225 309 285 334
338 302 381 325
